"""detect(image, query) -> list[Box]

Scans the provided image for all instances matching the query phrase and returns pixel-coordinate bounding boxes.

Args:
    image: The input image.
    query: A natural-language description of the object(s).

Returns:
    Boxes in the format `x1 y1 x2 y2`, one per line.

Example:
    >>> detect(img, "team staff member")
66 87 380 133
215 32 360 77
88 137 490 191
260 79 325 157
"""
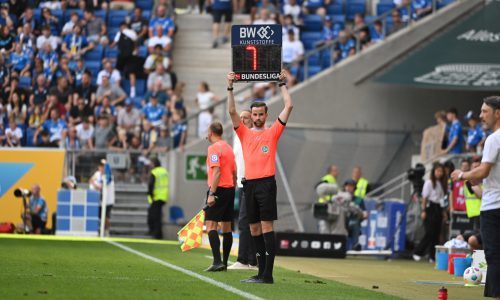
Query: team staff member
147 158 169 240
229 110 258 270
317 164 339 203
451 96 500 299
205 122 236 272
351 166 369 198
227 70 293 284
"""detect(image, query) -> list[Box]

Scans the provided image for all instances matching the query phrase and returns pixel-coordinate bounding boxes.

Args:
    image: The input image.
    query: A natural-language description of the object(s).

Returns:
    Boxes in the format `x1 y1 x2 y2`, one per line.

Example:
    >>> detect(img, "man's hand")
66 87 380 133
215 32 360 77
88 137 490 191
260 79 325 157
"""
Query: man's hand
207 195 216 207
420 211 426 220
227 72 235 87
279 69 287 82
450 170 462 182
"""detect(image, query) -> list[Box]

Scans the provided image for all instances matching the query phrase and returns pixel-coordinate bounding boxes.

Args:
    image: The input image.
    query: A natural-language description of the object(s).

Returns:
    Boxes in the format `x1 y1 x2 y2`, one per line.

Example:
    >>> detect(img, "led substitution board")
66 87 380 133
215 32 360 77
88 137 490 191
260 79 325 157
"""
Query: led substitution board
231 24 282 82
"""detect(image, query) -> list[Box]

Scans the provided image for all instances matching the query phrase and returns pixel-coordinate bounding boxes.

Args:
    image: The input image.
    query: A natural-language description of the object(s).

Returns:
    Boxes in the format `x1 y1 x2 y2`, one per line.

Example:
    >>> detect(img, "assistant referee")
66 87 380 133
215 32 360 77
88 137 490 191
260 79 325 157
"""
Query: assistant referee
204 122 236 272
227 70 293 284
451 96 500 299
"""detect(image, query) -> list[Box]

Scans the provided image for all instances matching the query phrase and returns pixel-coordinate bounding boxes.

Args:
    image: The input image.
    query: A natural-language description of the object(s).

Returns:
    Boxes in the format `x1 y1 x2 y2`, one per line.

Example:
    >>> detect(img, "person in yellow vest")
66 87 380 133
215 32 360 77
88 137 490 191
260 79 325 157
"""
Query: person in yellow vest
147 157 169 239
317 164 339 203
352 166 369 198
465 157 483 230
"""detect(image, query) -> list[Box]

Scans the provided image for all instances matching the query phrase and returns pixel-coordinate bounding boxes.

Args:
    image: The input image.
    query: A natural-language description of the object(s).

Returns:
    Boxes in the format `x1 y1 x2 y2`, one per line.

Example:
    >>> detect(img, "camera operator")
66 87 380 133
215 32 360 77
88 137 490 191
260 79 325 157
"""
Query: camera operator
29 184 48 234
344 179 368 251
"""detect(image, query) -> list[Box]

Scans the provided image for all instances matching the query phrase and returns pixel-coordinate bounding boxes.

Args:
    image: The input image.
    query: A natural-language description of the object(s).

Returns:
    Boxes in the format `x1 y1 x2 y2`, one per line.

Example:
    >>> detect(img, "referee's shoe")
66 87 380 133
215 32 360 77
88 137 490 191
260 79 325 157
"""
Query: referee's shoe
241 275 274 284
204 263 227 272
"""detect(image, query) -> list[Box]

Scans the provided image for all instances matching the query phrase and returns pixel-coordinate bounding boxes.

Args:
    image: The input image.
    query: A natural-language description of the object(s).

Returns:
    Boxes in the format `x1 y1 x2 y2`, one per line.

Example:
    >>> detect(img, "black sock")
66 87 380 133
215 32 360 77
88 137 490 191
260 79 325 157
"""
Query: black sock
208 230 221 265
263 232 276 280
222 232 233 266
252 234 266 277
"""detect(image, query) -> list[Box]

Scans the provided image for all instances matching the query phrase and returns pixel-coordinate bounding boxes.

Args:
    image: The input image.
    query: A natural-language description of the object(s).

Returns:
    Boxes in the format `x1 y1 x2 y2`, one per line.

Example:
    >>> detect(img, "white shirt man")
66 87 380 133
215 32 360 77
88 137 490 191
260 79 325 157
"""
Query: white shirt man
5 125 23 146
282 38 304 64
76 122 94 147
481 129 500 211
148 35 172 50
97 69 121 86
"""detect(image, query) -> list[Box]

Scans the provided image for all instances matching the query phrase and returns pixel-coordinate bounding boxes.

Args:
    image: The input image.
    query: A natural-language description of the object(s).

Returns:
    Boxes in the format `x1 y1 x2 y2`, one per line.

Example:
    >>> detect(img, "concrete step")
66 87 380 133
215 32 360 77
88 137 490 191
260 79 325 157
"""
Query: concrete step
113 203 149 210
112 210 148 217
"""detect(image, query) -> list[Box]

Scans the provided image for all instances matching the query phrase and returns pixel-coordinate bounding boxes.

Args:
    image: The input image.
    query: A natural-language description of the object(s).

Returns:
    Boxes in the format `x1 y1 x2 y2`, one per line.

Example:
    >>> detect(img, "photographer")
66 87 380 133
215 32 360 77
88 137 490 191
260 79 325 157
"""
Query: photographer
29 184 48 234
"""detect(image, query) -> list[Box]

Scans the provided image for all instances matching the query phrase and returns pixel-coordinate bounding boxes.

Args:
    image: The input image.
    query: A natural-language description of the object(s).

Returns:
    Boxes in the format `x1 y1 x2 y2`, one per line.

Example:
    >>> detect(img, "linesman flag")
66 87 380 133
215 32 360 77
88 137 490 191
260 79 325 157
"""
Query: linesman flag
177 208 205 252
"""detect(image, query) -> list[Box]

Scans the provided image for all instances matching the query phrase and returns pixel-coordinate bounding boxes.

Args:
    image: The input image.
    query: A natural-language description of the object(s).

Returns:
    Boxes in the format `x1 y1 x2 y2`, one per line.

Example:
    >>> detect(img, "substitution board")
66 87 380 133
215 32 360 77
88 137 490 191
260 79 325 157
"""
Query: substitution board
231 24 282 82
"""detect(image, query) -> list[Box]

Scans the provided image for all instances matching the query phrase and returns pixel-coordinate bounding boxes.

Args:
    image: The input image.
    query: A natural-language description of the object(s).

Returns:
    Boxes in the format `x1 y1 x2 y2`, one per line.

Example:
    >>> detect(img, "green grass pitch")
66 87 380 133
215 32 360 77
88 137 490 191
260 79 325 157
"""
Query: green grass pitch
0 237 401 300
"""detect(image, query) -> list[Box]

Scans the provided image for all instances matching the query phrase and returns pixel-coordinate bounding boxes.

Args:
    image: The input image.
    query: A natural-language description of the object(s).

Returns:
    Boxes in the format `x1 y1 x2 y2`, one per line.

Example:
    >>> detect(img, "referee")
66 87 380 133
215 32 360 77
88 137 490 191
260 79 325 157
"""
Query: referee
227 70 293 284
451 96 500 299
204 122 236 272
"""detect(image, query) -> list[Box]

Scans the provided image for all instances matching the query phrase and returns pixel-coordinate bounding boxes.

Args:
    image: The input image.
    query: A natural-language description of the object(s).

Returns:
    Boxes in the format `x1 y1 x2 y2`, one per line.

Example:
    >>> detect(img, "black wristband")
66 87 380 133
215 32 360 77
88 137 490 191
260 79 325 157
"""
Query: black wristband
278 82 286 87
208 191 216 196
227 87 234 91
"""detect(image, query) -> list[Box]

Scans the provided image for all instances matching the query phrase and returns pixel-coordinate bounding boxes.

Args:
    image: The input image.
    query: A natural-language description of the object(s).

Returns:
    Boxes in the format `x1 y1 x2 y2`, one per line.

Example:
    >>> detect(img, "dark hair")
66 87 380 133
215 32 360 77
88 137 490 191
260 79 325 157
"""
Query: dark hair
151 157 161 168
430 162 446 191
201 81 210 91
484 96 500 110
83 70 92 77
250 101 268 113
209 122 223 136
447 107 458 116
84 8 94 15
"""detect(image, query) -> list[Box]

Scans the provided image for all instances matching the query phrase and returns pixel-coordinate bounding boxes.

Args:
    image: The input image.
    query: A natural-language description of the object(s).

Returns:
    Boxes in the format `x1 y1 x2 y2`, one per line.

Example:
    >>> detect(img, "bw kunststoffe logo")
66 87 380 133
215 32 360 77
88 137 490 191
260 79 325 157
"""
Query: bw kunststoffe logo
257 26 274 40
261 145 269 153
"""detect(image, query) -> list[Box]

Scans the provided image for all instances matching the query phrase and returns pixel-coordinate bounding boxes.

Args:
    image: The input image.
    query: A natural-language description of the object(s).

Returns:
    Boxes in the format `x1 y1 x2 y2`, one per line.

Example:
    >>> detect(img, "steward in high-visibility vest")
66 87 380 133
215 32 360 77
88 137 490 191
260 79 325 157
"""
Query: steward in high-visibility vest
354 177 369 199
464 181 481 218
147 158 169 239
317 174 337 203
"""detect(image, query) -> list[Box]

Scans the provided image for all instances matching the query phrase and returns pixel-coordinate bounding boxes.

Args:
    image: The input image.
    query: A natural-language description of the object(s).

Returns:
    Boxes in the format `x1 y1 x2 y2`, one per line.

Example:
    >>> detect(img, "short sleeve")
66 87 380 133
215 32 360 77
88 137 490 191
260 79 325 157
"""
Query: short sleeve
422 180 432 199
235 120 249 141
113 32 121 43
271 119 286 140
207 146 220 168
482 135 499 164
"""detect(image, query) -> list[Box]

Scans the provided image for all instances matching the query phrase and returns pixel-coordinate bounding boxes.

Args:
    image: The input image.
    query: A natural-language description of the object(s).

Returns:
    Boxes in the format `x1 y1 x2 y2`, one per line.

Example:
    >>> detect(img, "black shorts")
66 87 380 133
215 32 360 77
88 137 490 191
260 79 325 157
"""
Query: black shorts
481 208 500 297
212 9 233 23
244 176 277 224
205 187 235 222
31 214 46 231
99 205 113 219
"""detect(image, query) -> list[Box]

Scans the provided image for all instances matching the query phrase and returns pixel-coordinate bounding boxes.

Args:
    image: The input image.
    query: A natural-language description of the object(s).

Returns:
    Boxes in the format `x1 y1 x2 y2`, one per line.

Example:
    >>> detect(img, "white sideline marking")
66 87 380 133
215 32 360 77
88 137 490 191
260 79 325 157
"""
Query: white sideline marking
107 241 264 300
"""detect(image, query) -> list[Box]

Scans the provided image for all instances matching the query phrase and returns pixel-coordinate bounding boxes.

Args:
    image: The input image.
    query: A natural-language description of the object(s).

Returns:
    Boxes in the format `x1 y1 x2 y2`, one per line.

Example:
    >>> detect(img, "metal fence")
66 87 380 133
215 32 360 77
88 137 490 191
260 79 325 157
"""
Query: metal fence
65 149 170 185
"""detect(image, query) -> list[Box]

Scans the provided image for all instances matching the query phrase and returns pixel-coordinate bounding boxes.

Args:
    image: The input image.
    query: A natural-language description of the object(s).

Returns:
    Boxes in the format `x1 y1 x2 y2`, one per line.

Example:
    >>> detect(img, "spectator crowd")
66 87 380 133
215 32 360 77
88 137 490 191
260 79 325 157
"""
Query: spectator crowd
0 0 188 155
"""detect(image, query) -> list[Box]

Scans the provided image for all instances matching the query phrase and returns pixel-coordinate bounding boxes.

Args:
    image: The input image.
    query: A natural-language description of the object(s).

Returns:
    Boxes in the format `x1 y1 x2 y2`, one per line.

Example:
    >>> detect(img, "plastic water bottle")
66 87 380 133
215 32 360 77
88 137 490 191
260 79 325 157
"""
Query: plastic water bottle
438 287 447 300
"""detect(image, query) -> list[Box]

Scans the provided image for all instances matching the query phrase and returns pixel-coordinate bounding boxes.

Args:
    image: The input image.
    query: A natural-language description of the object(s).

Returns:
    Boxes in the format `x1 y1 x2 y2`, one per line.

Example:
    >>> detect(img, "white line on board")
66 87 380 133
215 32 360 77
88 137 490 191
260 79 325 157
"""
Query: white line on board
106 241 264 300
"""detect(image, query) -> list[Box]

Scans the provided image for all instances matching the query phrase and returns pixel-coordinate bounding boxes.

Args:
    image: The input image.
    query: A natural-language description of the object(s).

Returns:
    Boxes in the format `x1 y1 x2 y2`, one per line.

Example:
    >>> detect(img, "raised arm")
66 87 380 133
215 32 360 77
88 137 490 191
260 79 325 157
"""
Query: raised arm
227 72 241 128
278 70 294 123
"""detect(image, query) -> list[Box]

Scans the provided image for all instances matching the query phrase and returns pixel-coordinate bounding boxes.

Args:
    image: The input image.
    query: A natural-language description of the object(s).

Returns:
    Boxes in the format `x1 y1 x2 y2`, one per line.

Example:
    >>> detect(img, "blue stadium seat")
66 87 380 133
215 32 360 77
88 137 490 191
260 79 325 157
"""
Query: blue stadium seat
122 79 131 95
94 10 108 23
131 97 143 109
108 10 129 28
303 15 323 32
169 206 185 224
19 76 32 89
84 44 103 61
136 79 146 97
138 45 148 58
306 65 322 78
86 61 101 84
364 16 376 24
320 50 332 68
136 0 154 11
141 10 152 20
104 46 119 59
307 53 321 67
301 31 323 50
34 8 41 22
346 0 366 20
326 3 343 15
377 2 395 15
52 9 64 25
331 14 346 26
108 27 120 41
25 127 37 147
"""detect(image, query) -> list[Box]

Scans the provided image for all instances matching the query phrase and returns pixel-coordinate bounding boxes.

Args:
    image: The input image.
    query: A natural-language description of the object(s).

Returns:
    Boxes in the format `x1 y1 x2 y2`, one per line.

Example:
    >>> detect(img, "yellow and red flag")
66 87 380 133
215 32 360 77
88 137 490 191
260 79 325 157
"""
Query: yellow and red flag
177 209 205 252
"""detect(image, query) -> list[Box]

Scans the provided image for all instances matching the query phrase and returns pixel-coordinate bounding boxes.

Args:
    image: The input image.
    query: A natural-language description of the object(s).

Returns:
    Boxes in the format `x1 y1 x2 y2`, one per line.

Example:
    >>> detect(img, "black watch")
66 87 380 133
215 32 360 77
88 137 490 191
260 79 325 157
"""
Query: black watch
278 82 286 87
227 87 234 91
208 191 216 196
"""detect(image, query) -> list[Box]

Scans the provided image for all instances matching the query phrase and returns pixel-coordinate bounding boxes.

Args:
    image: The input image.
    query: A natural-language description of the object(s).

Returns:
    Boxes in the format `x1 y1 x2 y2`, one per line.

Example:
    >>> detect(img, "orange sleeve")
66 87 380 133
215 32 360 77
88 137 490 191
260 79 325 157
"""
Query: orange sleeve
235 120 248 141
271 119 286 140
207 145 220 168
